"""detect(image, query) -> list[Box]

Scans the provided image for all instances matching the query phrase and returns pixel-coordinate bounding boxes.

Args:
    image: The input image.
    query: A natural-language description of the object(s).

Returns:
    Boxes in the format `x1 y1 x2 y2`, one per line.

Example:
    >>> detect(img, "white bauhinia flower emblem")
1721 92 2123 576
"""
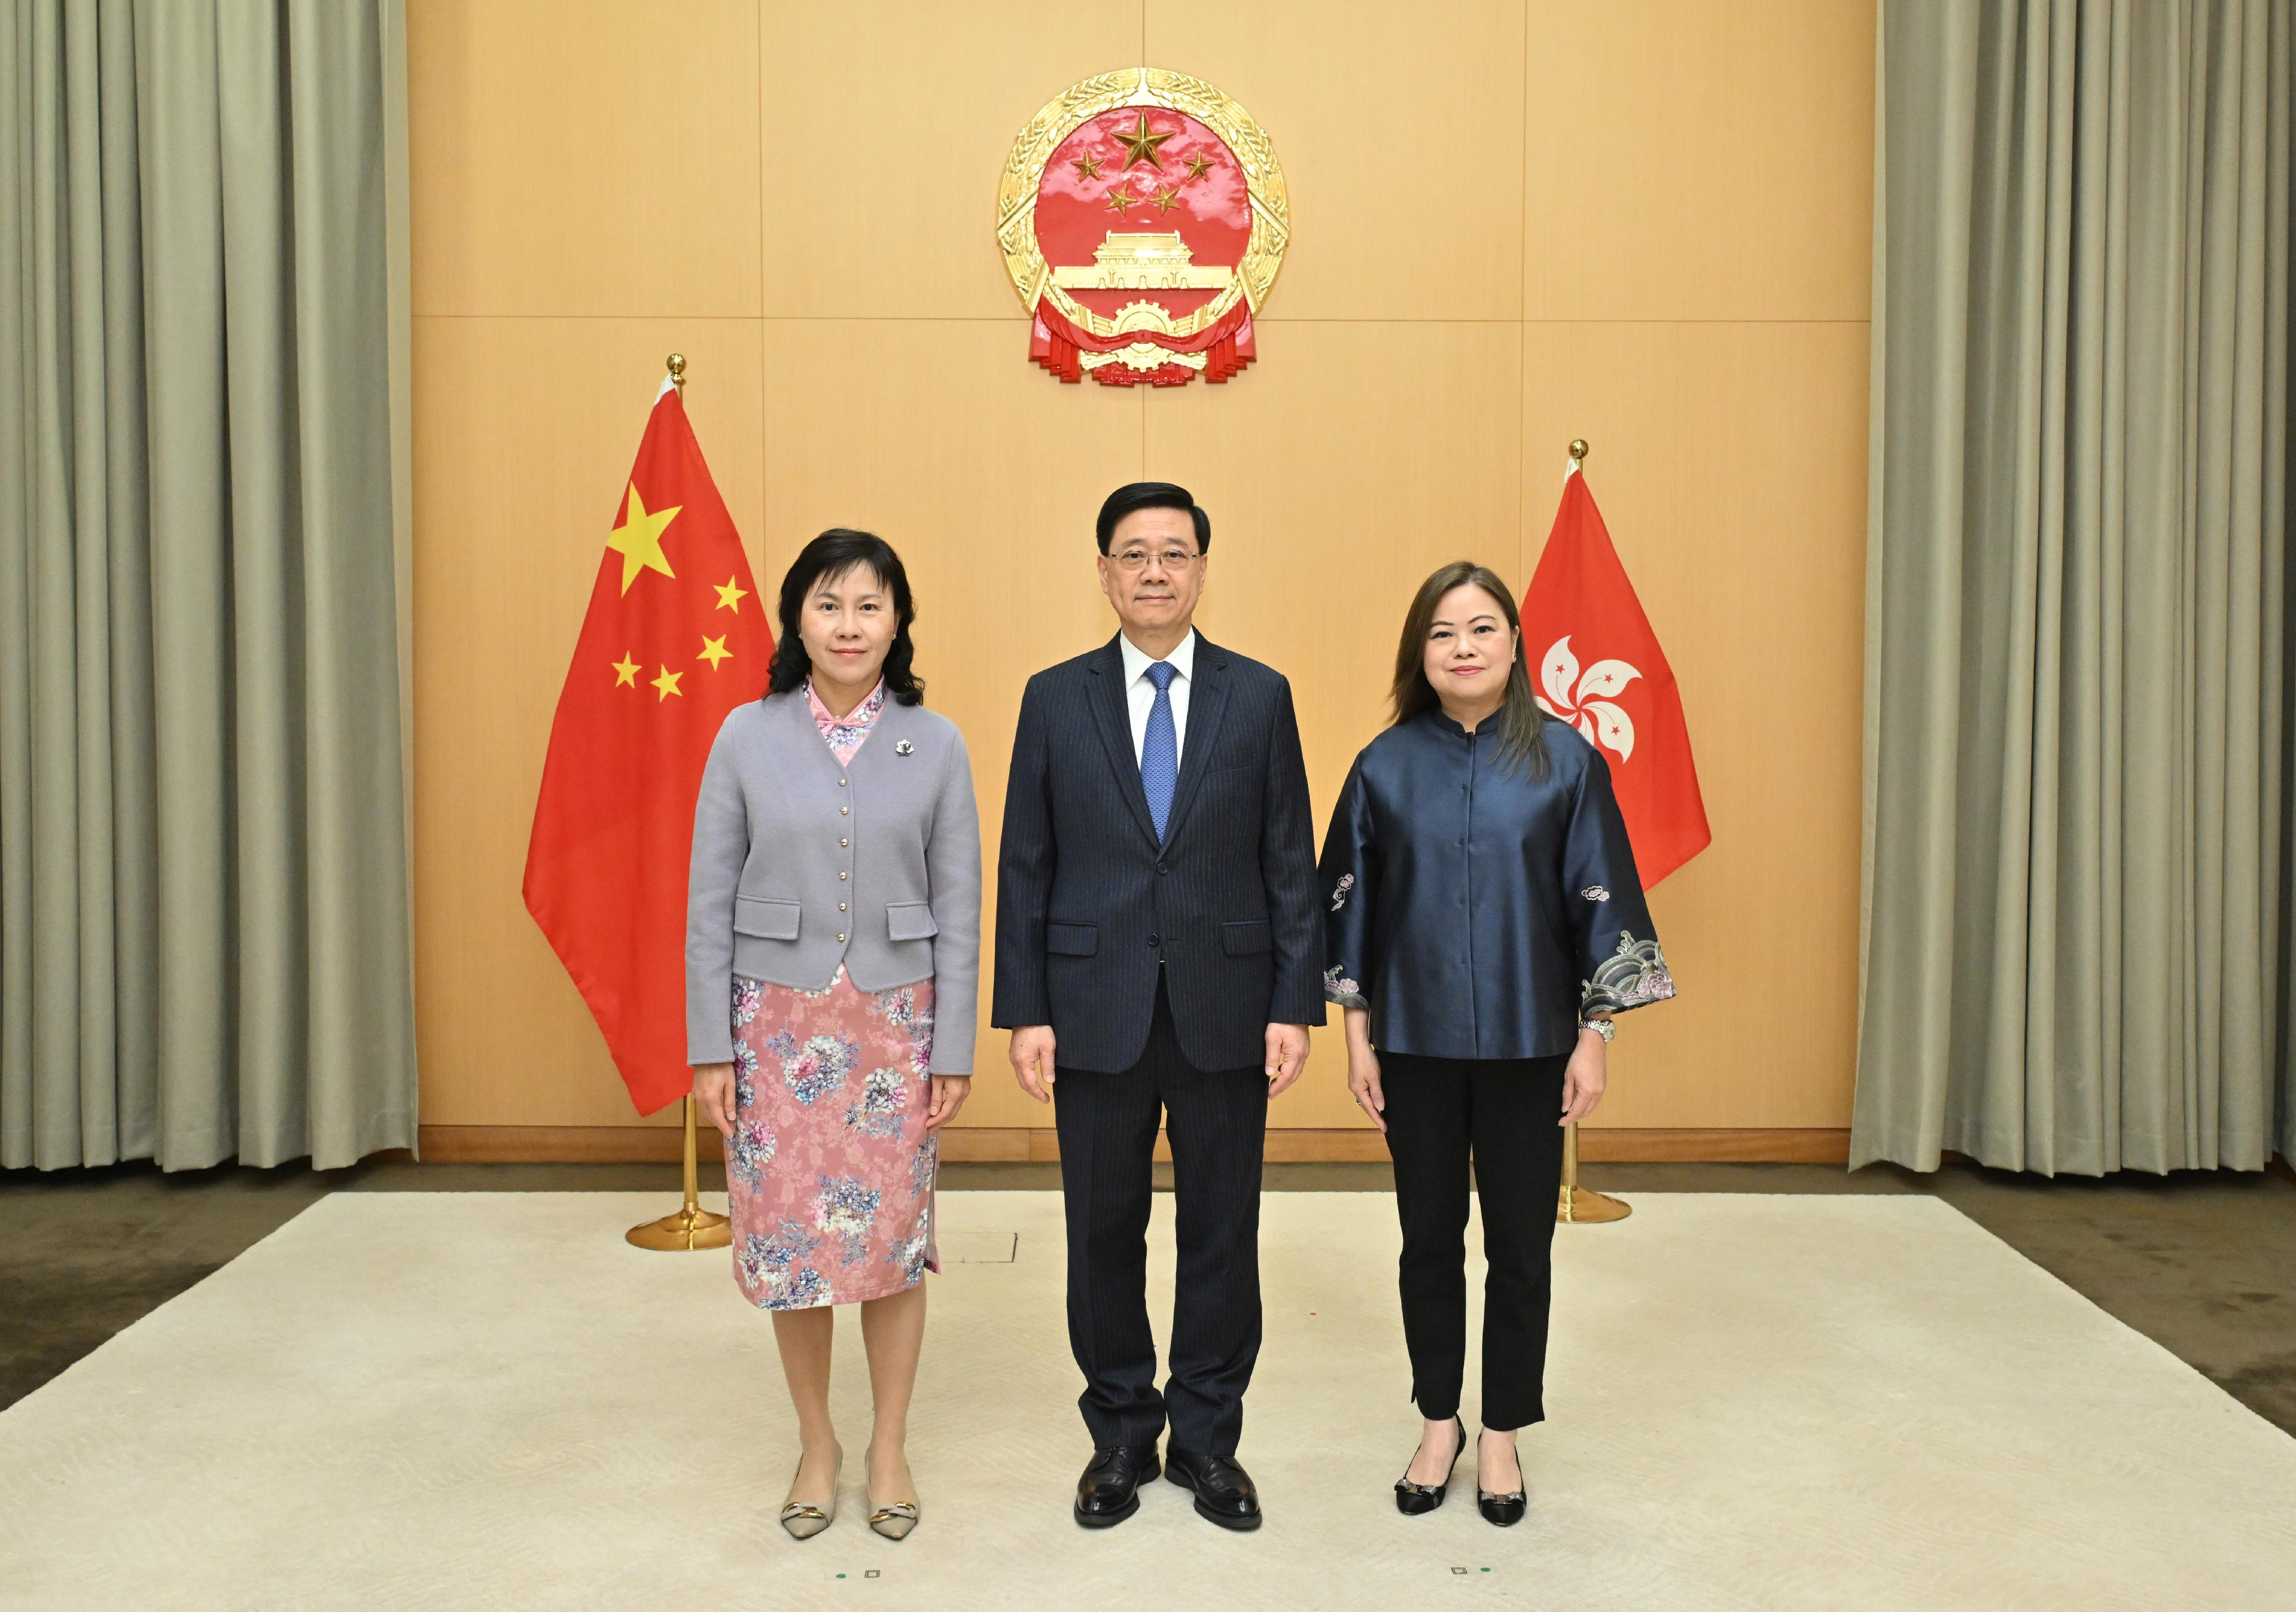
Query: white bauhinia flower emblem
1534 635 1641 763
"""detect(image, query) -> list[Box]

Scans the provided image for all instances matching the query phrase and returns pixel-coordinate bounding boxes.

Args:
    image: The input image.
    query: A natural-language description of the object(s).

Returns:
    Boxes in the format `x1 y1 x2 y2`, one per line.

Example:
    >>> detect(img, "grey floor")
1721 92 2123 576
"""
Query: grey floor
3 1157 2292 1437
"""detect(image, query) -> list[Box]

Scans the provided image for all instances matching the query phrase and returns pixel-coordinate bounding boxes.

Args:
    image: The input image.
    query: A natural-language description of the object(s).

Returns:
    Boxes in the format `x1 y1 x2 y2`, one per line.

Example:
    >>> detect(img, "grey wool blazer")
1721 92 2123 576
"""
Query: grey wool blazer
685 690 982 1072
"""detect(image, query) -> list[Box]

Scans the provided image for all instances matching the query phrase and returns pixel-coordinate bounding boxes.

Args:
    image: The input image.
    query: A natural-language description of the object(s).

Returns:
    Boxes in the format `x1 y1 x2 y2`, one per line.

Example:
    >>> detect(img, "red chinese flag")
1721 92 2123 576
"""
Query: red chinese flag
522 383 771 1113
1521 470 1711 886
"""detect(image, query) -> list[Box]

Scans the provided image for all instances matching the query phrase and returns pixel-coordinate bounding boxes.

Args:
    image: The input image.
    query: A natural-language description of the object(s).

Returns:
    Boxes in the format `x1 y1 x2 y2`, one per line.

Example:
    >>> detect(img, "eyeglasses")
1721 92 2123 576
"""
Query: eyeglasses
1109 546 1203 572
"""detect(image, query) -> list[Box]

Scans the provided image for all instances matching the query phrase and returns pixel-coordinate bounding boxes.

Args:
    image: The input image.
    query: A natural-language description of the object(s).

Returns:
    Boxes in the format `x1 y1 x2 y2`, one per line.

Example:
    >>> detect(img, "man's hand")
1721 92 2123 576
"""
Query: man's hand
1008 1025 1058 1104
1264 1023 1310 1098
692 1063 736 1138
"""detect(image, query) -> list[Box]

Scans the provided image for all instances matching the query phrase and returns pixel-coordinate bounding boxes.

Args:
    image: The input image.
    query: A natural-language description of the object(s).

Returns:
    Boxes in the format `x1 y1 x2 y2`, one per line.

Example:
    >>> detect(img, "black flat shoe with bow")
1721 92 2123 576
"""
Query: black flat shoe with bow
1164 1445 1262 1530
1394 1415 1466 1515
1074 1445 1160 1529
1476 1429 1527 1526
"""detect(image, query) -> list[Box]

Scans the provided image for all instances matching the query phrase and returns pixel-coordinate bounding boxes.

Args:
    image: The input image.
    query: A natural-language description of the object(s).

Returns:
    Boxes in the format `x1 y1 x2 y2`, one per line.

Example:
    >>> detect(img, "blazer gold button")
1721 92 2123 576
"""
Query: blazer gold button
840 871 848 880
840 838 848 847
841 806 849 815
838 779 847 788
839 902 847 912
837 933 847 943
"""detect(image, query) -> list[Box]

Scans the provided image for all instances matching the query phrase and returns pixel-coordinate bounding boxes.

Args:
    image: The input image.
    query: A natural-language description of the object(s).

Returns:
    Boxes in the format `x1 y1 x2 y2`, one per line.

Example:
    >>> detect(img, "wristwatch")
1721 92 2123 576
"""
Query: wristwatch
1577 1017 1616 1043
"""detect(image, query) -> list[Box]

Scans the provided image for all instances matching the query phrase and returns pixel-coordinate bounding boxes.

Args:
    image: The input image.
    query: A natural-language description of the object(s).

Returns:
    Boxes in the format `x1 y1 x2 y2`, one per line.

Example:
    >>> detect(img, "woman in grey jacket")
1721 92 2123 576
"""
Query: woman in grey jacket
687 529 981 1544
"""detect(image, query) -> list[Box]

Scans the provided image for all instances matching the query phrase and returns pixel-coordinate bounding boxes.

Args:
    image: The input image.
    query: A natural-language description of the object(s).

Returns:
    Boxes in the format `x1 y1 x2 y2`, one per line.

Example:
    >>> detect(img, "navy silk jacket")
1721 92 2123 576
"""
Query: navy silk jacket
1318 707 1676 1060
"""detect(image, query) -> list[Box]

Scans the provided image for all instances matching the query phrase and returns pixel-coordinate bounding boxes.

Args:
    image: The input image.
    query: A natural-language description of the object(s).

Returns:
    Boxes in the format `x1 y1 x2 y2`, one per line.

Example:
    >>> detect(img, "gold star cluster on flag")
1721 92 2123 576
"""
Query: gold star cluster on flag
601 482 748 695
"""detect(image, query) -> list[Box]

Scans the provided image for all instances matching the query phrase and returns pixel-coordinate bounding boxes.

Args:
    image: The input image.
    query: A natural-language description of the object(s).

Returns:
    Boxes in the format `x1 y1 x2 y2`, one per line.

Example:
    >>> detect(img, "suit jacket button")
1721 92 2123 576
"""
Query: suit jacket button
1147 933 1160 948
837 933 847 943
1156 862 1169 875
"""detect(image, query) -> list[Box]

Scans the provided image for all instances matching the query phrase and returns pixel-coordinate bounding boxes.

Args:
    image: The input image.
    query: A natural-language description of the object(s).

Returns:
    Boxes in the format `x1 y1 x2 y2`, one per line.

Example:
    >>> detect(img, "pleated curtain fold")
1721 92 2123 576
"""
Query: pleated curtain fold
1857 0 2294 1173
0 0 415 1170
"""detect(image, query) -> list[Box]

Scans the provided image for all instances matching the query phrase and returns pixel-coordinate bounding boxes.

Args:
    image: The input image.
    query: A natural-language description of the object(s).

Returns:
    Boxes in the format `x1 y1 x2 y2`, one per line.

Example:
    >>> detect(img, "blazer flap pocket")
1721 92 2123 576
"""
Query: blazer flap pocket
734 897 800 941
886 901 939 942
1220 919 1272 956
1046 921 1100 957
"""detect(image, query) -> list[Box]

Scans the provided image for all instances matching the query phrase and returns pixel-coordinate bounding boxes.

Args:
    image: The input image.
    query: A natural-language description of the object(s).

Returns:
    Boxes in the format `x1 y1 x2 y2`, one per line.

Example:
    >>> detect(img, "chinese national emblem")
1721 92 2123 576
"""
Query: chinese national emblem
997 67 1290 386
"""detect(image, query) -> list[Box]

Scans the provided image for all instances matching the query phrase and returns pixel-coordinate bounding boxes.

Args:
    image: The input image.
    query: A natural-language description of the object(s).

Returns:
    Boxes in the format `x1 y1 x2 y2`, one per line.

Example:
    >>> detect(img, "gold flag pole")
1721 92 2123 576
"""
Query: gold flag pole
627 1096 732 1250
625 351 731 1254
1553 435 1629 1226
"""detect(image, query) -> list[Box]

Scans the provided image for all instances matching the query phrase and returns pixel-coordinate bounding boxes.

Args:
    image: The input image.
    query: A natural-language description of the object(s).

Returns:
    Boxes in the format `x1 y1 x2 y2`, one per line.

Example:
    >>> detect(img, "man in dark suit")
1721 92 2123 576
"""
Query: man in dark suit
994 482 1323 1532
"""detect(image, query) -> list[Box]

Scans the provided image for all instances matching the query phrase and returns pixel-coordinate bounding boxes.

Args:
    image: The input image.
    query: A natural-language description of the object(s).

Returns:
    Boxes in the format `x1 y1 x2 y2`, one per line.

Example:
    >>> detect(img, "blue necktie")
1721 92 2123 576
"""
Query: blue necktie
1142 660 1178 842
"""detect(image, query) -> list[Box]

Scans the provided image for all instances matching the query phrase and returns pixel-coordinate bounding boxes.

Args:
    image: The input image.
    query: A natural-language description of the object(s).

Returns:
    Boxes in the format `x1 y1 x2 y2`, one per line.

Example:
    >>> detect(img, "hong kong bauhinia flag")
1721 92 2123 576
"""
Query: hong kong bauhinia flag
523 382 771 1113
1522 469 1710 886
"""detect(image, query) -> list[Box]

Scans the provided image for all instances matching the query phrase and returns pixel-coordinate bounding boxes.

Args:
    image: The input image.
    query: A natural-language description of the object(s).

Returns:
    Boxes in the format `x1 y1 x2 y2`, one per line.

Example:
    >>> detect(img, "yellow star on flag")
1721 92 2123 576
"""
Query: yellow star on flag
610 652 640 687
606 483 681 595
697 634 732 671
651 666 684 700
713 575 748 613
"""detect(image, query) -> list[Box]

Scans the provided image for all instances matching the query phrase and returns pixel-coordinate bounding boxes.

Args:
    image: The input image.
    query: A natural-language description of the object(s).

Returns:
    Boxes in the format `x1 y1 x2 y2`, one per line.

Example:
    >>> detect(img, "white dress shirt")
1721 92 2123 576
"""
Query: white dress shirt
1118 628 1196 768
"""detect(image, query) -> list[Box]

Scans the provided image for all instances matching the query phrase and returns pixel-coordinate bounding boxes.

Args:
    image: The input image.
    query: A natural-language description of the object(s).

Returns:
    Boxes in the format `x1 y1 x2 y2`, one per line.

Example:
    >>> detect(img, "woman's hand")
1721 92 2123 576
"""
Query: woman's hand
1560 1026 1608 1126
924 1075 971 1132
1343 1008 1386 1132
692 1063 736 1138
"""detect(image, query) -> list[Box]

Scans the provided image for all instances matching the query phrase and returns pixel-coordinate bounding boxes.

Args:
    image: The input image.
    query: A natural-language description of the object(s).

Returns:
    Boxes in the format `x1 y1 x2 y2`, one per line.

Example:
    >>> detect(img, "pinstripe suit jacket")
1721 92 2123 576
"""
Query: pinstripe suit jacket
992 631 1324 1074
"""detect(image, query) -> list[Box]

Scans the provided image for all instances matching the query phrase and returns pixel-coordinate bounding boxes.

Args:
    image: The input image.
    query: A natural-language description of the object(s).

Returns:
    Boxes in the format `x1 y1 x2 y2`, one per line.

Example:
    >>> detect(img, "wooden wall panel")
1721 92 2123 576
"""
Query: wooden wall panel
407 0 763 318
759 2 1141 319
412 317 766 1126
1147 0 1526 321
1521 0 1875 322
406 1 1876 1150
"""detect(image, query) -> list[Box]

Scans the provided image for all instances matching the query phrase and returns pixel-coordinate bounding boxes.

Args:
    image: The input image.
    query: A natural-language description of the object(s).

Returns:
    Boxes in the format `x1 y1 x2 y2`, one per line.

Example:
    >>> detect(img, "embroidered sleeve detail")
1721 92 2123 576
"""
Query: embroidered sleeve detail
1329 873 1356 912
1579 931 1677 1016
1579 885 1611 902
1322 964 1368 1009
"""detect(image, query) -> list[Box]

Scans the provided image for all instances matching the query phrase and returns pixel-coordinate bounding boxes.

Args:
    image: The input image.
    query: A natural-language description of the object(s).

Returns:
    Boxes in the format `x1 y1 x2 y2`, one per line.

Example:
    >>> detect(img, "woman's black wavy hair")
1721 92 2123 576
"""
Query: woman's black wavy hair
766 529 925 706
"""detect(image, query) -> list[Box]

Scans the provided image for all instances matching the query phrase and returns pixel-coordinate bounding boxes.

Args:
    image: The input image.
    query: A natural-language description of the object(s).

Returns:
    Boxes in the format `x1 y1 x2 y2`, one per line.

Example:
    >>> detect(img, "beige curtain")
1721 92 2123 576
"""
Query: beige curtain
0 0 416 1170
1857 0 2293 1173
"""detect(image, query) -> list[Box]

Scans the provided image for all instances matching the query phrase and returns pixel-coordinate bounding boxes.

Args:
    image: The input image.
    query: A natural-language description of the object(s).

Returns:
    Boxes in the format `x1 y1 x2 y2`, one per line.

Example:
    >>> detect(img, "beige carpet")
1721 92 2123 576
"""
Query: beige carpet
2 1191 2292 1611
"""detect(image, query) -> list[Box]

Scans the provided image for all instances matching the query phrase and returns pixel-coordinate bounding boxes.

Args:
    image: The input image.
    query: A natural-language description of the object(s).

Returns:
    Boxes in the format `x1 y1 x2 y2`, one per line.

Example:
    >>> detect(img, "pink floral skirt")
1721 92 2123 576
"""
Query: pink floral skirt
726 969 940 1311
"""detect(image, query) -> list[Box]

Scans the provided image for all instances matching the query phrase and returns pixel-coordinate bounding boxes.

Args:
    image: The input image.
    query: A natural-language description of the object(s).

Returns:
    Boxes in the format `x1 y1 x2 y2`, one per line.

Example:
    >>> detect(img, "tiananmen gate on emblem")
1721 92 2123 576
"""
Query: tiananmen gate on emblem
997 68 1290 386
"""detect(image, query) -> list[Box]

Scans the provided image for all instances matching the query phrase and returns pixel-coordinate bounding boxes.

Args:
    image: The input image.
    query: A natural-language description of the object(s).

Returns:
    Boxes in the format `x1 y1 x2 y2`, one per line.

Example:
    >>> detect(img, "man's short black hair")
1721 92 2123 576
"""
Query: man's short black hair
1096 481 1211 555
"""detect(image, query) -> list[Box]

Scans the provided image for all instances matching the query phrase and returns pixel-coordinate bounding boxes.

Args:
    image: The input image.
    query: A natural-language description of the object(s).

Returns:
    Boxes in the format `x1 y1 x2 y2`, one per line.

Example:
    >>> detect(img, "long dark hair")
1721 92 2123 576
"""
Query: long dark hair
1389 561 1550 779
767 529 925 706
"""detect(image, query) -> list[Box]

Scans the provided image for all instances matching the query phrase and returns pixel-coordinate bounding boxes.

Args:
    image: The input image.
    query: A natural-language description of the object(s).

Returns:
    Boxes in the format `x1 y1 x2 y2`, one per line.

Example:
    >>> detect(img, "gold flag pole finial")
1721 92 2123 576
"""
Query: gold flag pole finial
1568 437 1589 463
666 352 687 390
627 1097 733 1251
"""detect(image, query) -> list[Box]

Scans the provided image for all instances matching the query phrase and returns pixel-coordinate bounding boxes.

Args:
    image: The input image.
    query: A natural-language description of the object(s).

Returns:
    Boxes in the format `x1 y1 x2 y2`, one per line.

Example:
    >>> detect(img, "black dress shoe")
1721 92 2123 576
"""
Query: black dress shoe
1075 1446 1160 1529
1394 1415 1466 1515
1476 1429 1526 1527
1164 1446 1262 1531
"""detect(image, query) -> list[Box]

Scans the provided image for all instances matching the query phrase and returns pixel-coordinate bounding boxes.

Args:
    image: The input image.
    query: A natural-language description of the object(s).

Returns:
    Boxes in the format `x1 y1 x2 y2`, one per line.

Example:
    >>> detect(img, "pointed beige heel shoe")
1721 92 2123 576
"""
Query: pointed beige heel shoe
867 1495 920 1541
779 1445 842 1541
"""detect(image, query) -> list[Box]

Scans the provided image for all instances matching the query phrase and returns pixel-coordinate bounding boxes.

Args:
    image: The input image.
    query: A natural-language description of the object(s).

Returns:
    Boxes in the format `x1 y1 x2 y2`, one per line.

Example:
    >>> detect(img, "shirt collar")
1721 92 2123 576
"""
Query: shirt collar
805 676 886 730
1118 627 1197 687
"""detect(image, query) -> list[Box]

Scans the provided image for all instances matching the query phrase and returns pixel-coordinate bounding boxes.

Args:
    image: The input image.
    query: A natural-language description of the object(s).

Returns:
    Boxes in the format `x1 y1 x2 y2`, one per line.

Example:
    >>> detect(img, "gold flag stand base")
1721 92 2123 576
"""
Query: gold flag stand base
627 1096 732 1251
1556 1122 1630 1224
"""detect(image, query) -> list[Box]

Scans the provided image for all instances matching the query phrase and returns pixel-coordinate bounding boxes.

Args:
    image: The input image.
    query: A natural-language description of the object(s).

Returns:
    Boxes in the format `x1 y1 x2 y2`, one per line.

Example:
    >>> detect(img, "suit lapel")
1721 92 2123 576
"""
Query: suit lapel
1084 636 1162 848
1157 635 1230 850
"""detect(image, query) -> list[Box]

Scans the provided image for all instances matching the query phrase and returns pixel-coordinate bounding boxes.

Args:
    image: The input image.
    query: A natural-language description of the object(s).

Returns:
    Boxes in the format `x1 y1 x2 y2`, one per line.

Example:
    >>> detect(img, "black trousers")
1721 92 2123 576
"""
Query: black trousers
1380 1051 1569 1431
1053 979 1267 1454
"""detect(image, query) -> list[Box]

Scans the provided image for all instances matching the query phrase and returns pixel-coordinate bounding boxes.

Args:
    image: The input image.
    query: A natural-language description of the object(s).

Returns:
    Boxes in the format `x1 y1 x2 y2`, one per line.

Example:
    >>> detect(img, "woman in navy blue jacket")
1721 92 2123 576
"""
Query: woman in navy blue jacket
1319 560 1676 1527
